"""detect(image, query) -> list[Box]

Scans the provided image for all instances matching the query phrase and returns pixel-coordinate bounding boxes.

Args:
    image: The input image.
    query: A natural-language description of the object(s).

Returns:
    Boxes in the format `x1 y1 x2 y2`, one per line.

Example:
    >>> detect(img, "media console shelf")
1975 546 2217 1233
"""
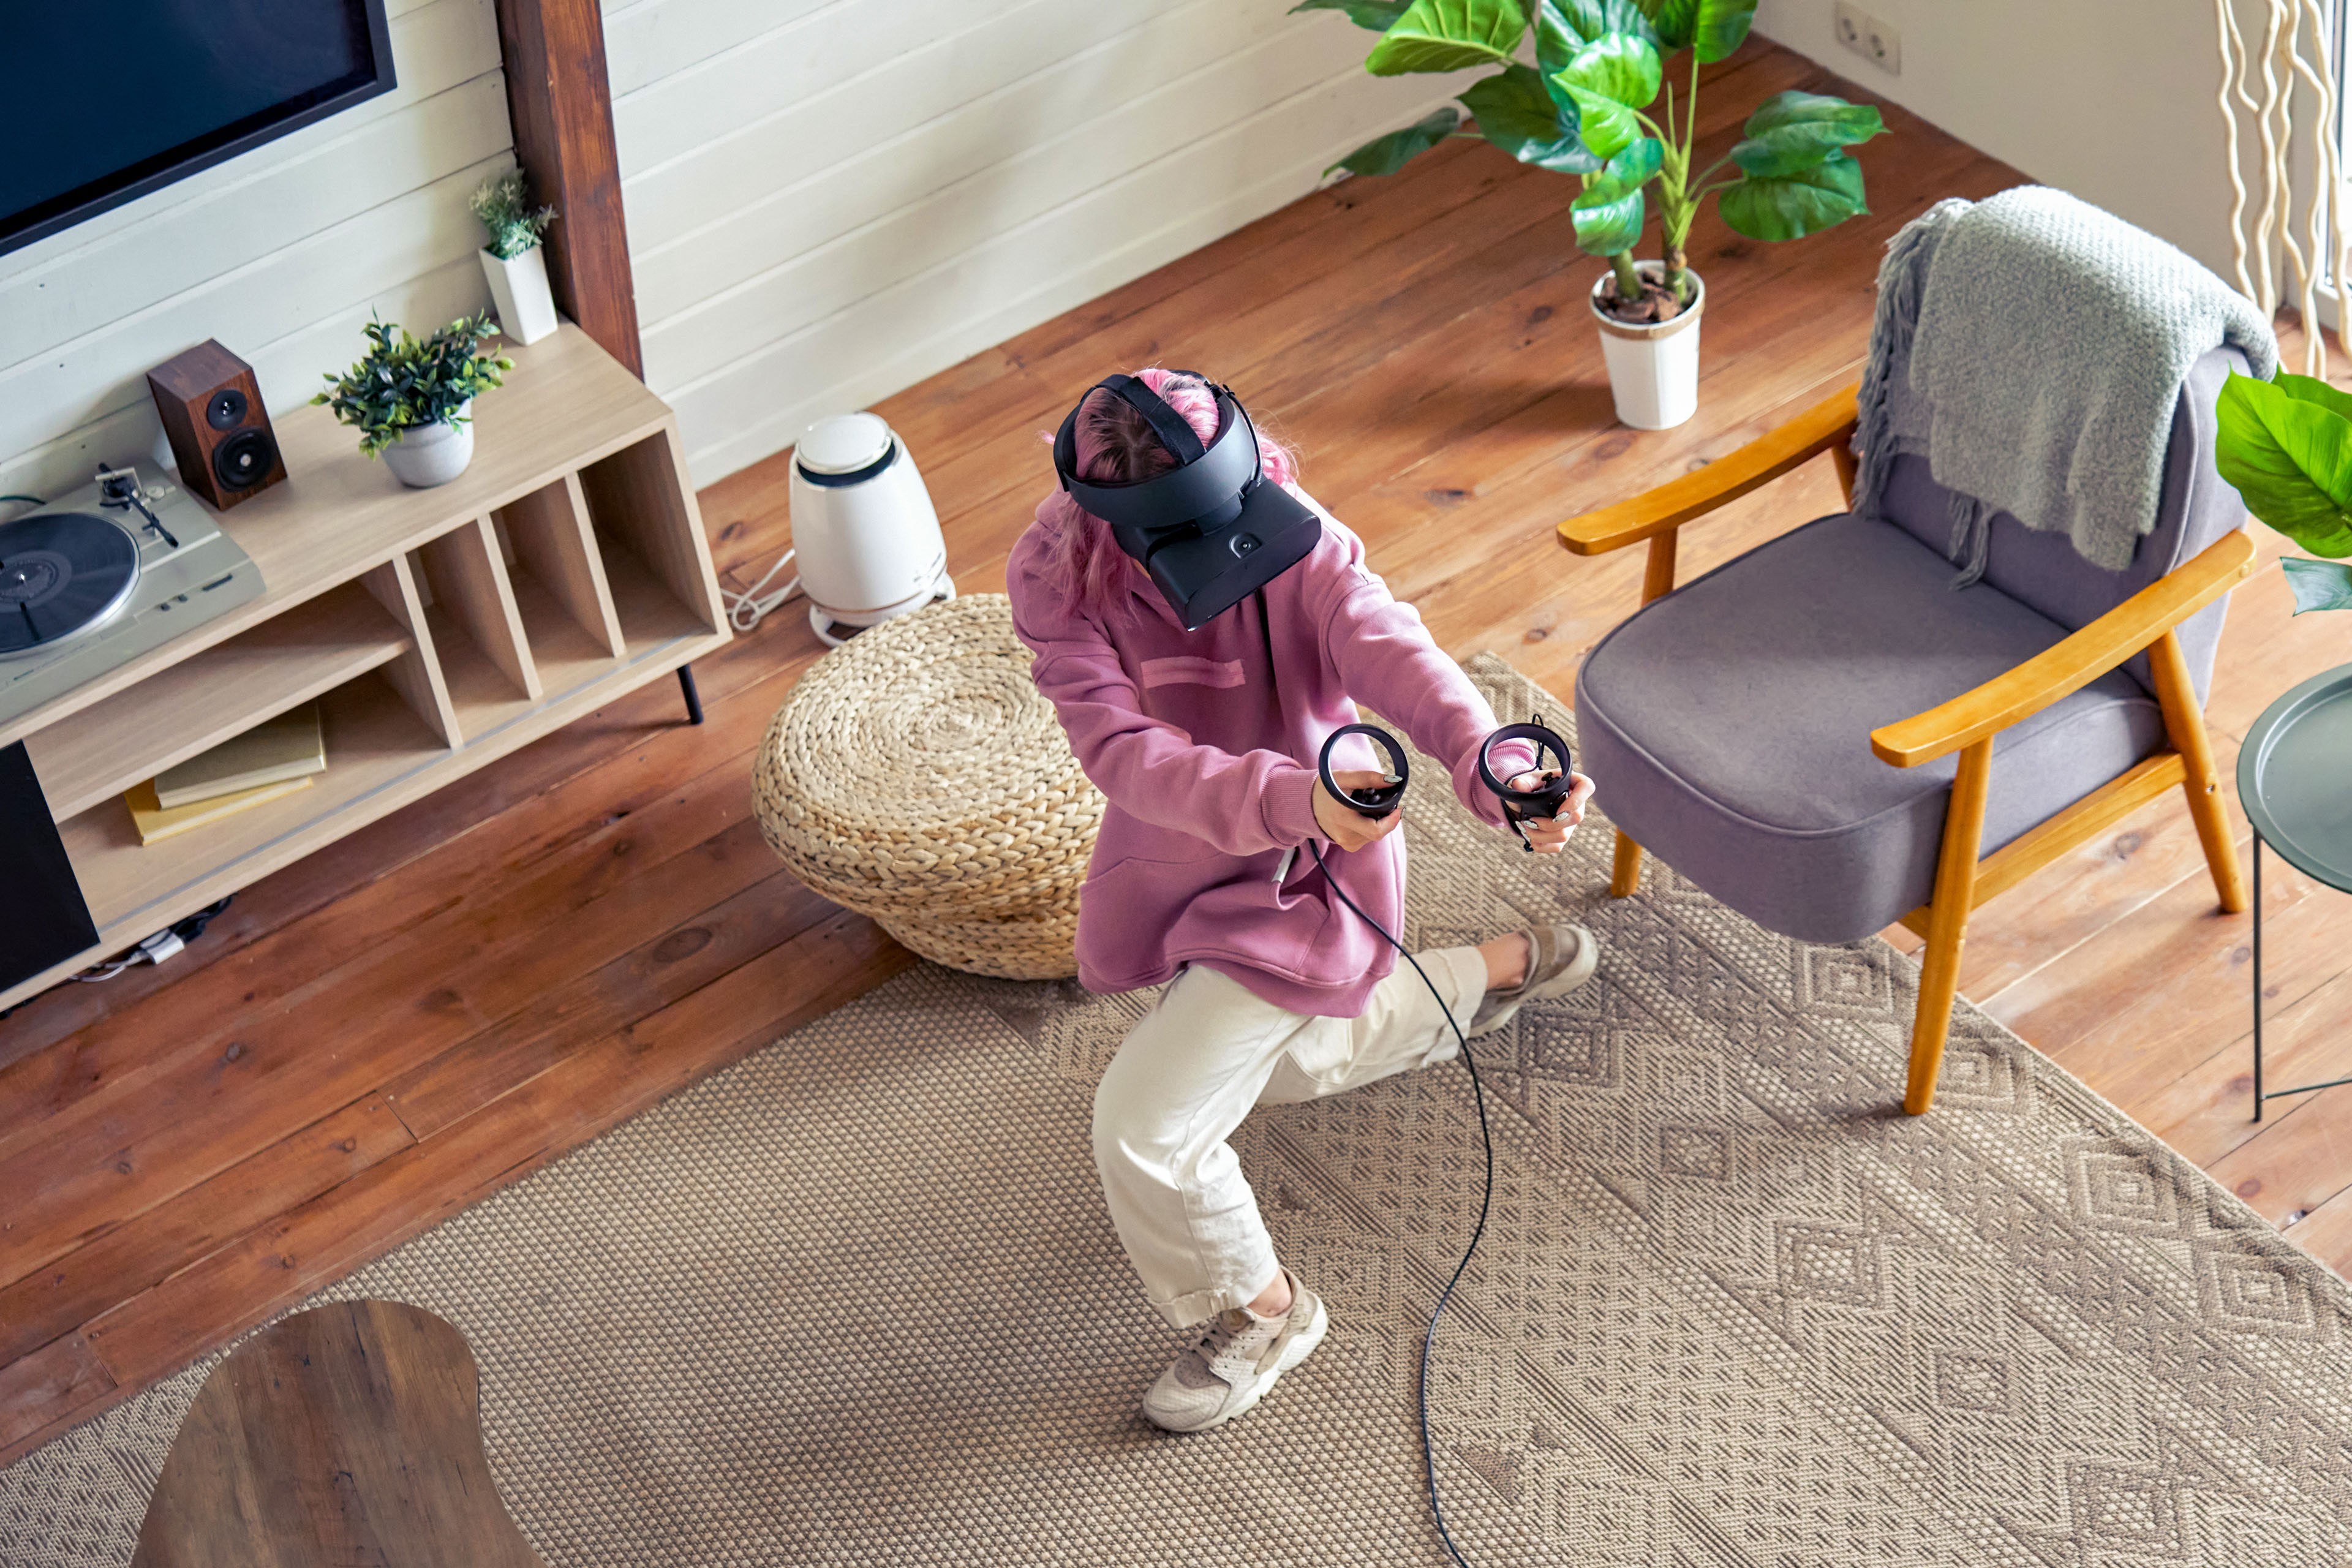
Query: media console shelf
0 326 729 1012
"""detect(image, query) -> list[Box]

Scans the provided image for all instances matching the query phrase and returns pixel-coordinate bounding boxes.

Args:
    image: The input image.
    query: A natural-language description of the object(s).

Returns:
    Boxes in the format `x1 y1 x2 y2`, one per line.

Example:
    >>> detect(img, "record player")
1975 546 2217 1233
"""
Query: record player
0 465 266 729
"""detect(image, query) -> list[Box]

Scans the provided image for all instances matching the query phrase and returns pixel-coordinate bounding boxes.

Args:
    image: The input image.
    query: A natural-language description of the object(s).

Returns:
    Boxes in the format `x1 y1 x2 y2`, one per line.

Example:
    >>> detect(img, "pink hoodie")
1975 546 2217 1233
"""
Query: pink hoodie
1007 489 1532 1017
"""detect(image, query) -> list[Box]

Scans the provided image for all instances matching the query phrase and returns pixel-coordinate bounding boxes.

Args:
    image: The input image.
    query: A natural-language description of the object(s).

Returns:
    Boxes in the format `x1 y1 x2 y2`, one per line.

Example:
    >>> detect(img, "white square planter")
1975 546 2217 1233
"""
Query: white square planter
480 245 560 345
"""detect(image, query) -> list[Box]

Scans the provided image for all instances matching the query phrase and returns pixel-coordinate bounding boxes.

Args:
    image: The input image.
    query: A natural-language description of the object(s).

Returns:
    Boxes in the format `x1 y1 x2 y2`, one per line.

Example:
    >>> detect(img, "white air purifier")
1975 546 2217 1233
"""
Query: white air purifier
789 412 953 646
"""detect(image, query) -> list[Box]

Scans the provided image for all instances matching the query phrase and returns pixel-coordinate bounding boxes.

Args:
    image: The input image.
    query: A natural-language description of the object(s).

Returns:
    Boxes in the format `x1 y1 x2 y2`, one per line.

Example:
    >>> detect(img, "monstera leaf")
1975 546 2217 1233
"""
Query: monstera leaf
1717 149 1866 240
1327 106 1463 177
2216 371 2352 559
2282 557 2352 614
1289 0 1414 27
1550 33 1662 160
1729 91 1885 177
1535 0 1656 68
1648 0 1757 61
1461 65 1599 172
1364 0 1529 74
1569 137 1663 255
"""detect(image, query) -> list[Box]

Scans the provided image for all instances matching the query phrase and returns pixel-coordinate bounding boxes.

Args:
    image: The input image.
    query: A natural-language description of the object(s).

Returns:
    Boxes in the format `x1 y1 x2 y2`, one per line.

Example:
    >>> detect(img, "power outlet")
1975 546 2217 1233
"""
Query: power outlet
1834 1 1901 75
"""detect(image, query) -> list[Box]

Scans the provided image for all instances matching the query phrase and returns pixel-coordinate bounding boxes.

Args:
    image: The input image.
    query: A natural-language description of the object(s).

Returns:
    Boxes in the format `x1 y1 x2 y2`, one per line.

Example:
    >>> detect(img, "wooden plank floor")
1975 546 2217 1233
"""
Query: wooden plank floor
7 37 2351 1467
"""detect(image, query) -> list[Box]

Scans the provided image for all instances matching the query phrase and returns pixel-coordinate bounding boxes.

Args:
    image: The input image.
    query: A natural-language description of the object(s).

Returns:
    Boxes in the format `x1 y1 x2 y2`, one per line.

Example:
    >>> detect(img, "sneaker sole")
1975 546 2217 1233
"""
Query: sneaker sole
1469 927 1600 1039
1147 1295 1330 1434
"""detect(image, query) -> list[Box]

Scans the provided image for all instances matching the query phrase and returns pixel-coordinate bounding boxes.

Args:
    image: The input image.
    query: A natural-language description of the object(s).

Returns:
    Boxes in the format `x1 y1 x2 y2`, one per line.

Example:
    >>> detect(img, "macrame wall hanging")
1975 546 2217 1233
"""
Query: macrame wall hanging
2214 0 2347 372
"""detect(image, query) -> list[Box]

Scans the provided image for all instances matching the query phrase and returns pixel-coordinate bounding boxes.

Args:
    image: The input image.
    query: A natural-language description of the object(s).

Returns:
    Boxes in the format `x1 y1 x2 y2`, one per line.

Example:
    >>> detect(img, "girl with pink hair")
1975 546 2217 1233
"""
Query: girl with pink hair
1008 368 1599 1433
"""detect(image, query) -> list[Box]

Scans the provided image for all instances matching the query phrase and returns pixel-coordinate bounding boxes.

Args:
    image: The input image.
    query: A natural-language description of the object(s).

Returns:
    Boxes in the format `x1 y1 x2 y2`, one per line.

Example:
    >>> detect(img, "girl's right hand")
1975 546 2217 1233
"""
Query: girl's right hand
1312 771 1403 853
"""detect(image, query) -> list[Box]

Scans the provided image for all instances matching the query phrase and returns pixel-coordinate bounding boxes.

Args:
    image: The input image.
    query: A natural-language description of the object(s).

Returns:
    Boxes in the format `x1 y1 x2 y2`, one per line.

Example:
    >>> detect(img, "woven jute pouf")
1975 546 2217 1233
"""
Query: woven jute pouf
753 594 1103 980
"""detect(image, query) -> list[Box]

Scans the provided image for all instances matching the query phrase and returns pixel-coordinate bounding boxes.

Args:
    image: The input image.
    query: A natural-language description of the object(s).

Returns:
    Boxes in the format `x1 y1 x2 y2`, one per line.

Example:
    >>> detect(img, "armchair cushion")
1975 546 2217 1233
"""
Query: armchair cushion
1575 512 2164 944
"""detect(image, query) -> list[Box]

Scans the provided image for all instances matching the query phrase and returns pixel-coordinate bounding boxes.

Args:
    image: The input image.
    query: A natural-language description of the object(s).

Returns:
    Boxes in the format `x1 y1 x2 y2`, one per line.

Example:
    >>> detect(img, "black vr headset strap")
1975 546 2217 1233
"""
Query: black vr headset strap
1099 374 1208 466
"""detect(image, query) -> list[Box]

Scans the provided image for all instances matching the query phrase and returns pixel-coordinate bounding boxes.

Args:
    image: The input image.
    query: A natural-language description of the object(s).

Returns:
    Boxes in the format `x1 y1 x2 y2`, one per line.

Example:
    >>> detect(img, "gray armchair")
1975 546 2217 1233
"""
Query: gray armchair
1559 348 2253 1114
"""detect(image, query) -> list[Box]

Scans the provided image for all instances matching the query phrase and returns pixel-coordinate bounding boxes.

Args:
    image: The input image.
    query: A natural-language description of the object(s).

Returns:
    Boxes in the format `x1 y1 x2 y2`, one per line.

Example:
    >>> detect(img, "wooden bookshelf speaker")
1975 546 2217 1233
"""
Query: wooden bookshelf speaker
148 341 288 511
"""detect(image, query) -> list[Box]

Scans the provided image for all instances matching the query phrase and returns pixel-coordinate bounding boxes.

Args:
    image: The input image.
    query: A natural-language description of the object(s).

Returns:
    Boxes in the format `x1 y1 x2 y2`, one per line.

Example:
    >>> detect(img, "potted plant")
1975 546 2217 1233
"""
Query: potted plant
314 314 514 488
1308 0 1885 429
2216 370 2352 611
470 171 560 346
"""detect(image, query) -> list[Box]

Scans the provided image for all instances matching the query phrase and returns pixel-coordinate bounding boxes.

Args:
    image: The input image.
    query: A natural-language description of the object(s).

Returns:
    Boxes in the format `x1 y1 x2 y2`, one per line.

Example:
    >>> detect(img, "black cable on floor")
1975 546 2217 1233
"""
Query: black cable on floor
1308 839 1494 1568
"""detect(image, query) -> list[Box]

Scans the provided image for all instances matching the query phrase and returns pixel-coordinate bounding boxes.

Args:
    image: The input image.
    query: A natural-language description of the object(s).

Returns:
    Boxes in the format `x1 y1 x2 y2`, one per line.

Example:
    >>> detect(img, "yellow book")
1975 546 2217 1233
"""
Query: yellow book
153 703 326 809
125 774 312 845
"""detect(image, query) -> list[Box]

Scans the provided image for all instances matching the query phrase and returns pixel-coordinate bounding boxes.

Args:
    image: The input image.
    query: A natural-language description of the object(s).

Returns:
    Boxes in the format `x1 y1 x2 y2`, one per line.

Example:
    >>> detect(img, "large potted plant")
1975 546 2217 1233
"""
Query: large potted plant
470 172 560 346
314 314 514 488
1310 0 1885 429
2217 370 2352 611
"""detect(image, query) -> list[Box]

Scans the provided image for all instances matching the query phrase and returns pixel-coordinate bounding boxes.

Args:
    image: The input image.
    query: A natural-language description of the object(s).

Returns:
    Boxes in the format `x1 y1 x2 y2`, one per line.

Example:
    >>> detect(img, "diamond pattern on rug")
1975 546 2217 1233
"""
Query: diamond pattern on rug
4 655 2349 1568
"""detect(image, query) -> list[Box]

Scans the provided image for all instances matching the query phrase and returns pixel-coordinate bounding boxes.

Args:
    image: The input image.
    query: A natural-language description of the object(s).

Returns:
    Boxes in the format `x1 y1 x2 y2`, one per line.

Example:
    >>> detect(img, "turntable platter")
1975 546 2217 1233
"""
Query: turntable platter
0 512 140 658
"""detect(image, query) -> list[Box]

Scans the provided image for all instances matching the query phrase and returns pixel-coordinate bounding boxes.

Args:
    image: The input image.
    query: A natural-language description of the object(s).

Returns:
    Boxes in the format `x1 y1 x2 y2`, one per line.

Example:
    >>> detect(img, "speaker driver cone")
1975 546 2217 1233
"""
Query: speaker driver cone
213 428 274 491
205 388 249 430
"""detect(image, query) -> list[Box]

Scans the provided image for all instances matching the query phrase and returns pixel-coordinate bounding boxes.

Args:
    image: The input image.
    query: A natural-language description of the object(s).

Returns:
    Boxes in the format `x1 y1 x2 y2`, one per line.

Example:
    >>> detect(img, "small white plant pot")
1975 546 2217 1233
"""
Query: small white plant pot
479 244 560 345
382 402 475 488
1591 261 1705 431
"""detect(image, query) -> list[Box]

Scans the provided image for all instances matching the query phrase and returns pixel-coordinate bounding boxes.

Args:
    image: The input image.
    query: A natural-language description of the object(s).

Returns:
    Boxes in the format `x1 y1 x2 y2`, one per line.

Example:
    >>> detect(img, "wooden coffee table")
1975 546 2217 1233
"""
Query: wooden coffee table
132 1300 545 1568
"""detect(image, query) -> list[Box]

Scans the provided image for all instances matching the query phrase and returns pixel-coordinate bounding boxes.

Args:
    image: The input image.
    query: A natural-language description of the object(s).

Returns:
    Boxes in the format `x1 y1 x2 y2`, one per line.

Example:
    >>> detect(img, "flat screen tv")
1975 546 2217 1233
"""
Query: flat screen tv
1 1 397 258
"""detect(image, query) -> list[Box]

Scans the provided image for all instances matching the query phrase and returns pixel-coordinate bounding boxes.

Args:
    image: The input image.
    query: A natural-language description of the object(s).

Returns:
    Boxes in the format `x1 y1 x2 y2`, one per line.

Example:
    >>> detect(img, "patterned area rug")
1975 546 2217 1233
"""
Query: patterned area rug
7 655 2351 1567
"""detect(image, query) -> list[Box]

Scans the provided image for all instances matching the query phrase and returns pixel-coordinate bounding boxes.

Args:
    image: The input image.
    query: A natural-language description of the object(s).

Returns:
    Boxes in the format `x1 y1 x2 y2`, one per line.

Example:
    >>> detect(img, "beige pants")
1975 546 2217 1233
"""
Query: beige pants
1090 950 1487 1327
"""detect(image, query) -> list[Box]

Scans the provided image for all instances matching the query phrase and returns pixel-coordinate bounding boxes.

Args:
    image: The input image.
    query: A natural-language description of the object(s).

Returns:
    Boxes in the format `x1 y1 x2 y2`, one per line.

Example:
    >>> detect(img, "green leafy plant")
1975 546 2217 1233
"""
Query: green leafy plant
470 171 557 260
2216 371 2352 612
1308 0 1886 315
313 314 515 458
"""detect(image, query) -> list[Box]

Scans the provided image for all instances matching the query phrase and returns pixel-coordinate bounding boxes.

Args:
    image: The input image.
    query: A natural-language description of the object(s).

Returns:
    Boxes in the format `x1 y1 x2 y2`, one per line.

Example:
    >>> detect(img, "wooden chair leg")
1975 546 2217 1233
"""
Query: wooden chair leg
2147 627 2248 913
1641 529 1679 603
1603 529 1681 904
1611 831 1643 897
1906 738 1993 1115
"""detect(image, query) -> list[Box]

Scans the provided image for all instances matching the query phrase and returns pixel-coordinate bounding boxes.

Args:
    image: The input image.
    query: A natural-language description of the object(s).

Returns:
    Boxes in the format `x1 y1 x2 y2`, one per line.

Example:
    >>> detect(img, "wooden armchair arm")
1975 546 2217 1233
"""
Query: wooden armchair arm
1869 530 2257 768
1556 383 1860 557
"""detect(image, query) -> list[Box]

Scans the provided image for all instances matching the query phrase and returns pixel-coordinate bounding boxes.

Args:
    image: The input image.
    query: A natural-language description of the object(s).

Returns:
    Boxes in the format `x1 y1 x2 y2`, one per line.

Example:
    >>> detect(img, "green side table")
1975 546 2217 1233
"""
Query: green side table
2238 663 2352 1120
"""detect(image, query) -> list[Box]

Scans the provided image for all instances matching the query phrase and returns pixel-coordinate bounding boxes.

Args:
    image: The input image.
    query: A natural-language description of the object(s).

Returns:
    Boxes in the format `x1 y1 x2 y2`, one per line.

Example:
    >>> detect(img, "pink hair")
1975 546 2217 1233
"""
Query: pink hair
1030 368 1298 616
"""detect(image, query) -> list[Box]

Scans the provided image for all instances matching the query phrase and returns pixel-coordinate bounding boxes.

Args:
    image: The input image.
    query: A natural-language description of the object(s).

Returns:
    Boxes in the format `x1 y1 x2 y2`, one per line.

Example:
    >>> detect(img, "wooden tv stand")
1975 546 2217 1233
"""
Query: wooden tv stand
0 326 729 1012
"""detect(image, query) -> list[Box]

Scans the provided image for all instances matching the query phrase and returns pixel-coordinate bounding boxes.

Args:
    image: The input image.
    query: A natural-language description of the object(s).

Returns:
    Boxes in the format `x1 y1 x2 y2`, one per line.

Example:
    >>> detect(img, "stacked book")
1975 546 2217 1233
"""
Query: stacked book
126 703 326 845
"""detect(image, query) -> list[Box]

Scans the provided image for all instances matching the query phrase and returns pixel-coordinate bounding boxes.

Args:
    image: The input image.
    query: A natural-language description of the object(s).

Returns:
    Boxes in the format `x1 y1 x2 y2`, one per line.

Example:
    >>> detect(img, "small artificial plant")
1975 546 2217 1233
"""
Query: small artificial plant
1310 0 1886 318
2216 370 2352 612
313 313 515 457
470 171 557 260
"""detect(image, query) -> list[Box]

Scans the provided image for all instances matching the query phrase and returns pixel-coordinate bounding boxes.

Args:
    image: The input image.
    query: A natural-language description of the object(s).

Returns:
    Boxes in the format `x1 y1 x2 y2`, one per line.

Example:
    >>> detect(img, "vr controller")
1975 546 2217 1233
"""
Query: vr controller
1316 718 1574 851
1477 720 1575 852
1315 722 1409 818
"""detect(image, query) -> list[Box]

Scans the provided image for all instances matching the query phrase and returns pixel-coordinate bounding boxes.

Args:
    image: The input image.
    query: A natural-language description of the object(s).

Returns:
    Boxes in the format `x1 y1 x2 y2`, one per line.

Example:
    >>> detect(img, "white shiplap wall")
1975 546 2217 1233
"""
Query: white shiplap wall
605 0 1466 484
0 2 1461 502
0 0 512 504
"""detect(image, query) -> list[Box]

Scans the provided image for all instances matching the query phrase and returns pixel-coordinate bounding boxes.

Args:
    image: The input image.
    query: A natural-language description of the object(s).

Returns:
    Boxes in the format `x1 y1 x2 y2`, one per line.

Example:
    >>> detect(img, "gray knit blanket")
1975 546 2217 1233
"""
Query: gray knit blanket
1852 186 2278 582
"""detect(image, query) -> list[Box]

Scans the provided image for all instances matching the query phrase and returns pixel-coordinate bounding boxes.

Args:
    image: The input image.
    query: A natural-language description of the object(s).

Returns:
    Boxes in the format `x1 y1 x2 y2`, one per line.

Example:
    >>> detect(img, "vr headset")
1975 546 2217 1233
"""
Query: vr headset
1052 372 1321 630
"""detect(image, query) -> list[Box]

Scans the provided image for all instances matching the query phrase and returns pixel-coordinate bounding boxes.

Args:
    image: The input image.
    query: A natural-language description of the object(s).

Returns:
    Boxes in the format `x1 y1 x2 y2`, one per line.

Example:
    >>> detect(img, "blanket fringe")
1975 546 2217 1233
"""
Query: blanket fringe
1946 489 1991 589
1852 198 1969 528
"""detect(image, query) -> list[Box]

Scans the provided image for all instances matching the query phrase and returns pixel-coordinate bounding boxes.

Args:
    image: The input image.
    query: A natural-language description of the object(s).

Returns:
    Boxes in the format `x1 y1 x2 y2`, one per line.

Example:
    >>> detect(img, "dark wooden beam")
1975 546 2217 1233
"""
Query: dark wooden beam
494 0 643 378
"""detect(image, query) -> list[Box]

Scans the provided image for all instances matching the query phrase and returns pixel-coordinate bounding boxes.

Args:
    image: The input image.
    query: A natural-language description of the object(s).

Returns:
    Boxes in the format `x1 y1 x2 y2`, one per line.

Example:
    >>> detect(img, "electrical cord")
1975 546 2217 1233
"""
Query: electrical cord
1306 837 1494 1568
1276 589 1525 1564
723 548 801 631
68 897 233 982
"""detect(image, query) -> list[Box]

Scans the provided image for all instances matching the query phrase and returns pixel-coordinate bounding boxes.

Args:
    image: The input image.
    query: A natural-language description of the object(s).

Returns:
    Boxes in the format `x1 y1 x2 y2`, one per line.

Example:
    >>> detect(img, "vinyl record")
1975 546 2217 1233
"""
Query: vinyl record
0 511 140 657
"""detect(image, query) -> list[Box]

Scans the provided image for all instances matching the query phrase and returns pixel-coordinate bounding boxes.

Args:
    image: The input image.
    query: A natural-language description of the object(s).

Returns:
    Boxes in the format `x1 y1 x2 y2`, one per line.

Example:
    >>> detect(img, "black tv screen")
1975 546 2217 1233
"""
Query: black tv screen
1 1 396 257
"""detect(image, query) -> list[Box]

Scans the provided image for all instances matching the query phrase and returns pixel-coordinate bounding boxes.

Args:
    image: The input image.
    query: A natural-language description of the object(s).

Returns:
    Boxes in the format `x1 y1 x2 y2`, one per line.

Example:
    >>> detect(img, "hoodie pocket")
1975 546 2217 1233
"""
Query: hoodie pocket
1138 655 1246 690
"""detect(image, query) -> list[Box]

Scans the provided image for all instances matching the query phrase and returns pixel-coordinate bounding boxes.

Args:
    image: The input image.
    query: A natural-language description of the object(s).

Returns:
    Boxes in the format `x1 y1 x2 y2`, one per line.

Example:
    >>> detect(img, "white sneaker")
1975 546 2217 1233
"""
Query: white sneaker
1140 1272 1329 1433
1469 921 1599 1038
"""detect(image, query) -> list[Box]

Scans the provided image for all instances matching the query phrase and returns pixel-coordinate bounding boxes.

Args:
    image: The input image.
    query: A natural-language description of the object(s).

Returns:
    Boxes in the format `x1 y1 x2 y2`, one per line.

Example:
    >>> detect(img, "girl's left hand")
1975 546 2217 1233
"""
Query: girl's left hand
1505 770 1595 854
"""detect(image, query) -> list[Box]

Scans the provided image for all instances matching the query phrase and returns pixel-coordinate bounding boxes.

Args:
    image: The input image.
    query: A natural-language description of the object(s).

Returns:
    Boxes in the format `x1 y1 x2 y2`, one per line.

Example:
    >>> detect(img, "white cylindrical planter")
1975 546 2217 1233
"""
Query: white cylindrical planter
479 245 560 345
382 400 475 488
1591 262 1705 431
